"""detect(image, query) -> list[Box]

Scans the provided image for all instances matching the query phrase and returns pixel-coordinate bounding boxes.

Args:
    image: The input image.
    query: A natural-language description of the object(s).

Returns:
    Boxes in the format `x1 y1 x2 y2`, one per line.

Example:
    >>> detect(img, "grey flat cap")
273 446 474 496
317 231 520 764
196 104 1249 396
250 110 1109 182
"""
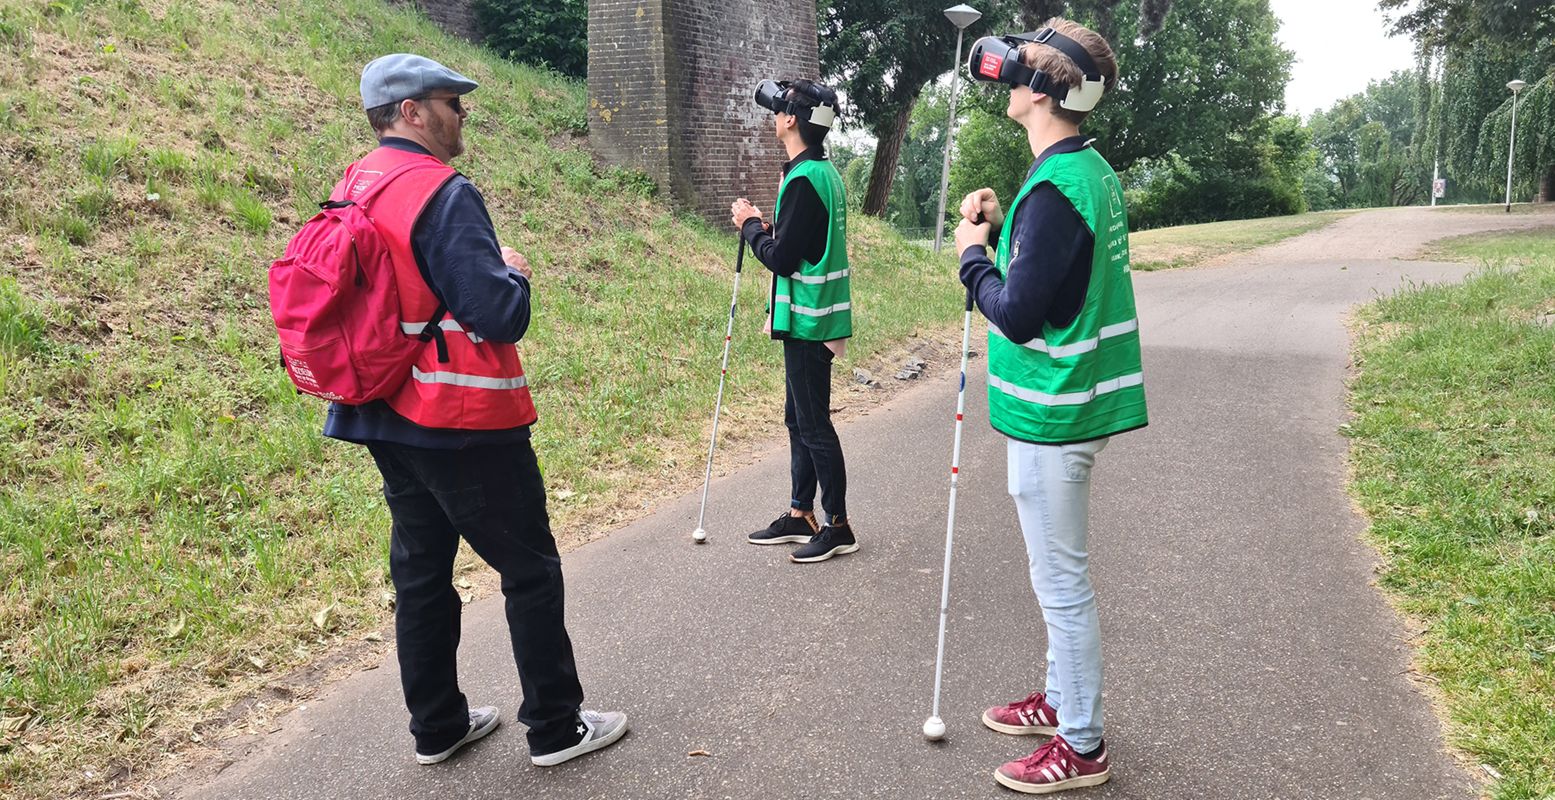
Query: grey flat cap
360 53 479 109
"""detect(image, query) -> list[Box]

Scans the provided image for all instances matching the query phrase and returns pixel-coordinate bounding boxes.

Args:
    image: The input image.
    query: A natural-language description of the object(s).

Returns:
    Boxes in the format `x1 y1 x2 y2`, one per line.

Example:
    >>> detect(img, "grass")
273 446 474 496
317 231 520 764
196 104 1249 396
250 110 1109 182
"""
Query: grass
1347 229 1555 800
1129 209 1355 270
0 0 962 795
1420 227 1555 265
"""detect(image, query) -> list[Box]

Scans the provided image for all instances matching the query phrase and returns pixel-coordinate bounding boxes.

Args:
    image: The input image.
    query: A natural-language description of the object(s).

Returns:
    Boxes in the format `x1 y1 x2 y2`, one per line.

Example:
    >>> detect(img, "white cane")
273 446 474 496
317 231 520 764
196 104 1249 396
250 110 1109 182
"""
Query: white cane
691 237 746 544
924 286 975 740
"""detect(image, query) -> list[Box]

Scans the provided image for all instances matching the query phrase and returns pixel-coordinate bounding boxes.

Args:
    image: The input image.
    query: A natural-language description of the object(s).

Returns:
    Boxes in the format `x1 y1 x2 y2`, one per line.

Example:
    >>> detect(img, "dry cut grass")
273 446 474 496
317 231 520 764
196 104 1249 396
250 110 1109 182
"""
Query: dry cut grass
1129 209 1355 270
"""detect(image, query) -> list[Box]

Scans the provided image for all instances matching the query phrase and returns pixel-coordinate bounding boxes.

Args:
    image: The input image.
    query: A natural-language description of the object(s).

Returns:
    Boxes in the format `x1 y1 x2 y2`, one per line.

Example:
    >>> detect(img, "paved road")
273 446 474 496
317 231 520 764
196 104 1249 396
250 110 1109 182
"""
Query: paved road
174 207 1552 800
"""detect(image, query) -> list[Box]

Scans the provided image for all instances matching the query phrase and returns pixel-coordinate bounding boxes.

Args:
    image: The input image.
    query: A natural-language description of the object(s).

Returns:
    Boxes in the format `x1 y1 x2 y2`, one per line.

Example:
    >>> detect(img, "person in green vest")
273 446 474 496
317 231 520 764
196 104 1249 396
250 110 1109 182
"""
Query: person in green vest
729 78 858 564
952 19 1147 794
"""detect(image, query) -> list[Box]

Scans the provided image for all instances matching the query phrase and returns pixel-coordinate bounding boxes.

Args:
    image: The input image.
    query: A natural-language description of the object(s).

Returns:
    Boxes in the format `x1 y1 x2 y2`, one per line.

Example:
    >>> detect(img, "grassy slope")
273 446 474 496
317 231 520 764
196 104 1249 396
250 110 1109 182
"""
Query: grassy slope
1129 209 1355 270
0 0 960 795
1348 229 1555 800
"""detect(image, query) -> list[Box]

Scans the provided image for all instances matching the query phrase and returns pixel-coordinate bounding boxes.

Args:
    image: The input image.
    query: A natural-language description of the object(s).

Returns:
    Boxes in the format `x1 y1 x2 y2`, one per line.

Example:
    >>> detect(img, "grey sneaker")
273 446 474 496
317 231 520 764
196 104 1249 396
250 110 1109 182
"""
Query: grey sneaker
416 705 501 765
530 709 629 767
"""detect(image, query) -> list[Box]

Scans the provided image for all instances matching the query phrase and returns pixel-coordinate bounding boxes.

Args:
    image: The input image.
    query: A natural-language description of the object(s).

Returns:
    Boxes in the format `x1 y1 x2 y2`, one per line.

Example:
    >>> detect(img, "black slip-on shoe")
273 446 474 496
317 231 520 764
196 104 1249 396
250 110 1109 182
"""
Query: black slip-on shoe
747 512 820 545
790 524 859 563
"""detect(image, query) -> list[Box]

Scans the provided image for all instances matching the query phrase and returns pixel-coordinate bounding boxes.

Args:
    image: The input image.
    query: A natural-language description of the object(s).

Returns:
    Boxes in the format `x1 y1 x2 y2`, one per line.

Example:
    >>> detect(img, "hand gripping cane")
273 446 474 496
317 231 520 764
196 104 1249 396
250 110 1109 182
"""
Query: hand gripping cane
691 237 746 544
923 286 976 740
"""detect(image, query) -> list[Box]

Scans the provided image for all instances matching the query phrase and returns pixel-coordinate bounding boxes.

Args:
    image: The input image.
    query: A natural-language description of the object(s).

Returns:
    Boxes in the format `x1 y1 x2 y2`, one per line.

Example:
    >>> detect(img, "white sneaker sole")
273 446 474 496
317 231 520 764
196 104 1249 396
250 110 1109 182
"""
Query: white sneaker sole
530 716 629 767
789 543 859 563
994 767 1109 794
747 534 815 545
416 714 501 765
982 710 1058 736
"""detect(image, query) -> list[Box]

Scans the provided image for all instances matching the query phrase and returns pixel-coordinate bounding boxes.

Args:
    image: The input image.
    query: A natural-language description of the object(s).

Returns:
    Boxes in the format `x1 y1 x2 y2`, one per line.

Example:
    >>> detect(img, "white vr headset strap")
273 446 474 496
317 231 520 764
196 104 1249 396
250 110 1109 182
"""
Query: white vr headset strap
807 103 837 128
1059 76 1105 112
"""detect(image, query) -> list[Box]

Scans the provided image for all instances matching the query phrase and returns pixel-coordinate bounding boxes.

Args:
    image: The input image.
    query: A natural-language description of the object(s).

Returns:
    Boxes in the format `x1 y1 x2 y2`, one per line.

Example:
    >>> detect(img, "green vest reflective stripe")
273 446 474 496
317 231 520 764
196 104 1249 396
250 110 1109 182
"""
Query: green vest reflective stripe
772 159 852 341
987 146 1148 444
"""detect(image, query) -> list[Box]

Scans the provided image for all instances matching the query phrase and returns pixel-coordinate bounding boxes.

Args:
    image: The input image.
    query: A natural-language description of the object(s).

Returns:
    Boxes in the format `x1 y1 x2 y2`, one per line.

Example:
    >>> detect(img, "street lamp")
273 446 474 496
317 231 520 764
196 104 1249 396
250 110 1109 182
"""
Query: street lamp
1505 78 1527 213
933 4 982 253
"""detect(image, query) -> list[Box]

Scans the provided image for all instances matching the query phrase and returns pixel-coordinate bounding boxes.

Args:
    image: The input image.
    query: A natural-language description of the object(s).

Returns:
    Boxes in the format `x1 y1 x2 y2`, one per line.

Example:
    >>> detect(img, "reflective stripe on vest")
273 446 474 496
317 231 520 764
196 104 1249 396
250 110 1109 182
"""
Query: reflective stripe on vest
771 159 852 341
989 371 1144 407
774 295 851 317
989 318 1138 358
401 319 486 344
411 367 529 390
332 146 538 430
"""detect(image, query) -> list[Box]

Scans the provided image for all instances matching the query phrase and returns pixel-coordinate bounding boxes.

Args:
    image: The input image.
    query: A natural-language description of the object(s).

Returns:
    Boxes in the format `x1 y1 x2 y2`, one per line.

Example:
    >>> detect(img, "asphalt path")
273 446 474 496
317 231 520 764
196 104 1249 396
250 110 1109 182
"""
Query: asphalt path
175 207 1553 800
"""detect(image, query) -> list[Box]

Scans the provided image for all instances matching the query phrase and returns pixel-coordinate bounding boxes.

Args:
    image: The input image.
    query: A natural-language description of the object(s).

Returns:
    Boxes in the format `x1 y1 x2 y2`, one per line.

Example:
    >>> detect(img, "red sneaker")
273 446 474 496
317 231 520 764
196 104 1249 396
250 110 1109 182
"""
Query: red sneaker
994 736 1109 794
981 691 1059 736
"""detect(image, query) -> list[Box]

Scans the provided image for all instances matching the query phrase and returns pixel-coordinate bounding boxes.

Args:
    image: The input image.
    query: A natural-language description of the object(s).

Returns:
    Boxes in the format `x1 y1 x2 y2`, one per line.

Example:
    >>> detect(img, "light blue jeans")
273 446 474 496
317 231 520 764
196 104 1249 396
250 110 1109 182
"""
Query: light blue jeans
1006 436 1109 753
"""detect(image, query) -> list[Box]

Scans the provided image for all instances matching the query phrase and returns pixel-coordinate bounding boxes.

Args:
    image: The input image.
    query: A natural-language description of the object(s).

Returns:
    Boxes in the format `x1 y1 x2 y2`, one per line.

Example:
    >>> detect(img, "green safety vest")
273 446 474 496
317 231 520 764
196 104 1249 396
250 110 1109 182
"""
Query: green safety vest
987 146 1148 444
771 159 852 341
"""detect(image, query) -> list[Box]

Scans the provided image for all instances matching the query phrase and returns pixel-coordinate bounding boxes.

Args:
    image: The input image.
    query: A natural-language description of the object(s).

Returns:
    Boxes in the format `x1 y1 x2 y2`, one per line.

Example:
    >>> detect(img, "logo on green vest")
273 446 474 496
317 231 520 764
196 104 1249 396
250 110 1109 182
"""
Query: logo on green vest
1103 174 1122 219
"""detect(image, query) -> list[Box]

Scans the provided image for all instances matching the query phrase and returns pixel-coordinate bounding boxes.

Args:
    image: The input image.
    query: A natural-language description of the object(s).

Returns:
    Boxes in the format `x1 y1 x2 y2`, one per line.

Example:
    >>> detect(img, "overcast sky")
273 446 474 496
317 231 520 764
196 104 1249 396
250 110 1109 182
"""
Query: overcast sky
1269 0 1421 117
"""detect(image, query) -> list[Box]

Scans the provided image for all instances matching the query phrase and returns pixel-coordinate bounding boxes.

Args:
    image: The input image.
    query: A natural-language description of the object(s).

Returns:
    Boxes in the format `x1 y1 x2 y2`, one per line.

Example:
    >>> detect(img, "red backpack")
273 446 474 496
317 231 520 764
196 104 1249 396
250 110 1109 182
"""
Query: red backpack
268 164 447 404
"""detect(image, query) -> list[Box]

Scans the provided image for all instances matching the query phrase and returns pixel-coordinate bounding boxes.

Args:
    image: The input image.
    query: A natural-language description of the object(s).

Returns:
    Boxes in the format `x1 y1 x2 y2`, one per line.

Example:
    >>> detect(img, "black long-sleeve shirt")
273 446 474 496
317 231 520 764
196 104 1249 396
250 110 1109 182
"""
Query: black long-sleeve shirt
323 138 533 449
958 136 1095 344
741 146 829 277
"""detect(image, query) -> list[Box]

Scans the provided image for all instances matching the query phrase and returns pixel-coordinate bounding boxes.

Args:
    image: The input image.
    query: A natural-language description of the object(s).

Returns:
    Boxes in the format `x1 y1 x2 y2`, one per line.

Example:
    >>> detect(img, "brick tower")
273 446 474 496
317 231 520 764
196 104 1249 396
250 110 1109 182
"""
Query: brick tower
587 0 822 222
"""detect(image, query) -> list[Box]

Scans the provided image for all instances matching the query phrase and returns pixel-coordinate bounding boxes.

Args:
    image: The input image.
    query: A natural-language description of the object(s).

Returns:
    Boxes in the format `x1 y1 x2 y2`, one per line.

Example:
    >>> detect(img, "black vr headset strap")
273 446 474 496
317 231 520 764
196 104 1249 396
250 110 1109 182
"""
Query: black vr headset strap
787 85 837 128
1013 28 1102 82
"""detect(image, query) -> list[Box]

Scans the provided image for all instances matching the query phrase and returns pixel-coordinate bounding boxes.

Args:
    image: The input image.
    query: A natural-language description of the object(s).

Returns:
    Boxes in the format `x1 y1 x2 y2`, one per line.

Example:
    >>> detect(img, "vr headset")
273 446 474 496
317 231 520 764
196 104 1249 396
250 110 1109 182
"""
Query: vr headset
754 79 838 128
966 27 1106 112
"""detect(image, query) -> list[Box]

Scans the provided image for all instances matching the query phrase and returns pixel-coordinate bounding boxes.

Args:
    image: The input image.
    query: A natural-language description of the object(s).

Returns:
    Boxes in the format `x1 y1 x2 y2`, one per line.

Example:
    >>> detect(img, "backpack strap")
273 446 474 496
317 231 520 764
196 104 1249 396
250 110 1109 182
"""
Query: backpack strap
328 159 445 210
419 302 451 363
325 158 461 363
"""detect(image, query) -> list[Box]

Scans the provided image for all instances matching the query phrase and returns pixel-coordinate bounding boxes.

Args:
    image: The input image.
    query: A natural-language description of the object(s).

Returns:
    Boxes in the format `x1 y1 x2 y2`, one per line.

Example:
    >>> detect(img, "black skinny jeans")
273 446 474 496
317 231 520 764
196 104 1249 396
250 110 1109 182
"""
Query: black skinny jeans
783 338 848 522
366 439 584 754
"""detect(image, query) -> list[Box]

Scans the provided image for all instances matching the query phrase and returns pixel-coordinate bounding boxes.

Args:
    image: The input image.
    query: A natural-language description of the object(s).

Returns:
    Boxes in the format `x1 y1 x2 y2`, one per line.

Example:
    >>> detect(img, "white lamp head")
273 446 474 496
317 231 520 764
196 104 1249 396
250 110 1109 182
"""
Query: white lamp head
944 3 982 30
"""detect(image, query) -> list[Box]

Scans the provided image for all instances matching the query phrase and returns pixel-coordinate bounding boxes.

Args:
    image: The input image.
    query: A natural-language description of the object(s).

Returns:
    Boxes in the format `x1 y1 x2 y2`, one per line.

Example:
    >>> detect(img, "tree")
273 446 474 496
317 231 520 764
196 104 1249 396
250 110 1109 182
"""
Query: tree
885 85 952 232
1378 0 1555 50
476 0 588 78
1083 0 1291 171
819 0 1174 217
1381 0 1555 203
1018 0 1173 38
1307 71 1430 208
819 0 1013 216
948 0 1294 226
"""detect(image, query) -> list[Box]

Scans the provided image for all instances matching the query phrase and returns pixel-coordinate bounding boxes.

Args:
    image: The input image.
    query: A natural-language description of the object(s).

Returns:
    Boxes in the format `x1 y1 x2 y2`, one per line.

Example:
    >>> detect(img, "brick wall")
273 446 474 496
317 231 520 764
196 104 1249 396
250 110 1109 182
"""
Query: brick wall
392 0 484 43
589 0 820 223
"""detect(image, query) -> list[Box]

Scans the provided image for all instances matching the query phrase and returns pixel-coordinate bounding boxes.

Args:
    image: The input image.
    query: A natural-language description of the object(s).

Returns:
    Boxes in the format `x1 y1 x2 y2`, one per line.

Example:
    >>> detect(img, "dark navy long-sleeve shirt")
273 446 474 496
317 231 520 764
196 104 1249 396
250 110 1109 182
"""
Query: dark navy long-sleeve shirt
323 138 533 449
958 136 1095 344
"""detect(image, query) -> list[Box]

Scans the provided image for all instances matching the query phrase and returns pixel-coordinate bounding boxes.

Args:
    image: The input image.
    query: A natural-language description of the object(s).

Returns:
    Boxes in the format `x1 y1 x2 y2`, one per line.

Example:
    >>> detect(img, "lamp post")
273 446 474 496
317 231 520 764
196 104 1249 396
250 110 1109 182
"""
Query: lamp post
932 4 982 253
1505 78 1526 213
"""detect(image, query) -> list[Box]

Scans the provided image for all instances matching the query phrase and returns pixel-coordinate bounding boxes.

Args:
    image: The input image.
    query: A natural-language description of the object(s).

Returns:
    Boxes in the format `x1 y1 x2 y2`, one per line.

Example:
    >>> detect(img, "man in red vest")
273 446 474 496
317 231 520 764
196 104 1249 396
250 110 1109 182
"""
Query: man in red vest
325 53 626 767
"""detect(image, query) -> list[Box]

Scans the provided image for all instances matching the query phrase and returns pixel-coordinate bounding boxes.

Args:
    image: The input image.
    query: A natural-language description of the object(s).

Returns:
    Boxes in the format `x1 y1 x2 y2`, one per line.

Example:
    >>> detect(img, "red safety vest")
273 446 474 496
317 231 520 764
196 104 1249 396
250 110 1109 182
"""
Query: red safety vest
330 146 539 430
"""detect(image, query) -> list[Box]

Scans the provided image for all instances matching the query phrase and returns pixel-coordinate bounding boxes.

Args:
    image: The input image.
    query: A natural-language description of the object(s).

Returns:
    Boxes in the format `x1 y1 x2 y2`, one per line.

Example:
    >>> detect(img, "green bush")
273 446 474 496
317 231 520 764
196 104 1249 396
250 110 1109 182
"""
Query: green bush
475 0 586 78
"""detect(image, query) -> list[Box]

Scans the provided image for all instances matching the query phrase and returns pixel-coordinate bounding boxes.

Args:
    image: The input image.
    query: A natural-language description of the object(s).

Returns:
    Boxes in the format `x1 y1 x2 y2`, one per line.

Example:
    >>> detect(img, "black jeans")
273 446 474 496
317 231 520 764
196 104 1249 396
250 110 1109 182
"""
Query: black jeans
366 439 584 754
783 338 848 522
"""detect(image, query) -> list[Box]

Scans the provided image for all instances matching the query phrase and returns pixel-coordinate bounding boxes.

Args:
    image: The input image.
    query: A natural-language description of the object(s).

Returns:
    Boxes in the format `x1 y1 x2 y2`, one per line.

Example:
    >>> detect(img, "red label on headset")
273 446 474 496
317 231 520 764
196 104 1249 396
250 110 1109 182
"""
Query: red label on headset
979 53 1004 79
